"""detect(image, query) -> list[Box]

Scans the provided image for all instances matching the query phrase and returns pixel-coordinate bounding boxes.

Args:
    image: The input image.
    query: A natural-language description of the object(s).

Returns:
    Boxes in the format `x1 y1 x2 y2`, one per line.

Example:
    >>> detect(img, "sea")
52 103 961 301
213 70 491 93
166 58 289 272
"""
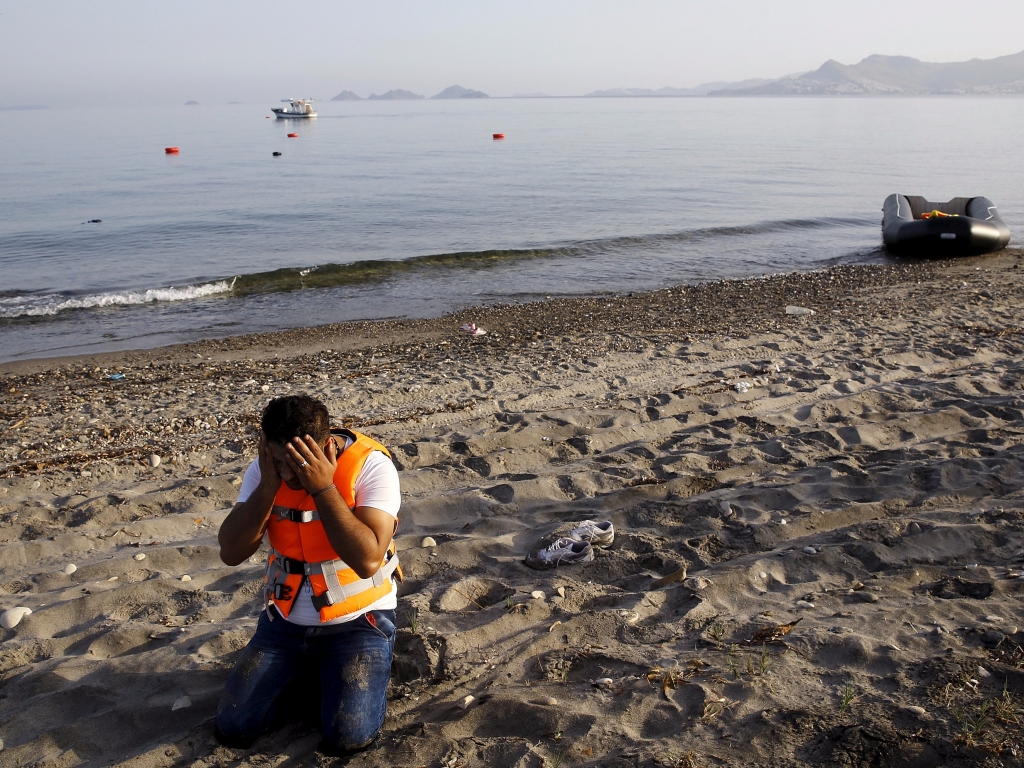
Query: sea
2 96 1023 363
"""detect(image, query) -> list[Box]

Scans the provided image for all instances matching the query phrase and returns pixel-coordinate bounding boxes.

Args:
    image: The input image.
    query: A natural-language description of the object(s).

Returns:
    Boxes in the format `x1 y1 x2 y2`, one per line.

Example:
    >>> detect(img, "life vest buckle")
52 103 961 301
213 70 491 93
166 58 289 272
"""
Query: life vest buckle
274 506 319 524
273 583 293 600
279 556 308 575
310 591 336 612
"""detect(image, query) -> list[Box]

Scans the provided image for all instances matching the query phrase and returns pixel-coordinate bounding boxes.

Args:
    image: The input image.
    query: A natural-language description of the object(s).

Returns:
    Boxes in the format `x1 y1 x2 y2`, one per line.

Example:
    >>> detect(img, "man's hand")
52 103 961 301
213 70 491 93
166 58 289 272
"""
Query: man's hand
256 432 281 491
218 432 283 567
285 434 338 494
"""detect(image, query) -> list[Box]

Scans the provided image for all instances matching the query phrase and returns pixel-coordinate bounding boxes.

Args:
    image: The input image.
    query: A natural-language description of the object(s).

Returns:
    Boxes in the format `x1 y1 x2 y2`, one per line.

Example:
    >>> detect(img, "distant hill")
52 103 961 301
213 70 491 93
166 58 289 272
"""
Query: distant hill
586 79 774 98
712 49 1024 95
185 100 199 105
331 90 363 101
368 89 424 100
432 85 488 99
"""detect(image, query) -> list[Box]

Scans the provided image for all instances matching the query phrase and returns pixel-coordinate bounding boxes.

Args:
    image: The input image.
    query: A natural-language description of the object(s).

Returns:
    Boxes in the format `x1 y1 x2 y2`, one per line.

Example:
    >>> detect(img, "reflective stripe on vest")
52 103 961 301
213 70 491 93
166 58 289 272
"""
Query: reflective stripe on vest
265 429 400 622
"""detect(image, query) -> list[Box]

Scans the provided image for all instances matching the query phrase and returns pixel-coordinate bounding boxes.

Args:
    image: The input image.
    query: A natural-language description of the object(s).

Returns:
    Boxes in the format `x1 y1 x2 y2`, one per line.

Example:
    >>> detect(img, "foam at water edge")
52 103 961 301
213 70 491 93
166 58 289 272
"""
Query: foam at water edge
0 278 236 318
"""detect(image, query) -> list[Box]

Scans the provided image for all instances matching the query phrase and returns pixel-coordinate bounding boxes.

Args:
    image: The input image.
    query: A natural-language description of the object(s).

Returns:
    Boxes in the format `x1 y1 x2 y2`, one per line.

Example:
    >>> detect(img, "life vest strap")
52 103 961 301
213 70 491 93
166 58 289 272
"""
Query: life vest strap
273 505 320 523
310 553 401 612
274 553 336 576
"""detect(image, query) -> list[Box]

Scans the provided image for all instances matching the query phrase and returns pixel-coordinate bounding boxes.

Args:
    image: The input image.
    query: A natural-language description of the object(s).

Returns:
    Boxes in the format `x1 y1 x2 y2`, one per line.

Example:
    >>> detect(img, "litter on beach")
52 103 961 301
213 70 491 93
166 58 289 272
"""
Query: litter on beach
459 323 487 335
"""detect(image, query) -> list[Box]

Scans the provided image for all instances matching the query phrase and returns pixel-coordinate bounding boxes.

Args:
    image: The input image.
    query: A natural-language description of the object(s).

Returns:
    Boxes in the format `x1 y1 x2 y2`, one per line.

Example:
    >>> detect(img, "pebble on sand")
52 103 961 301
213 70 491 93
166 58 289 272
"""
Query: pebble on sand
803 546 817 554
421 536 437 548
907 706 926 715
531 590 546 600
181 575 192 582
593 678 614 687
0 607 32 630
556 586 566 598
148 454 161 468
171 696 191 711
985 615 1005 622
981 630 1005 646
133 553 146 561
796 600 814 608
458 695 475 709
549 621 562 632
63 563 77 575
531 696 558 706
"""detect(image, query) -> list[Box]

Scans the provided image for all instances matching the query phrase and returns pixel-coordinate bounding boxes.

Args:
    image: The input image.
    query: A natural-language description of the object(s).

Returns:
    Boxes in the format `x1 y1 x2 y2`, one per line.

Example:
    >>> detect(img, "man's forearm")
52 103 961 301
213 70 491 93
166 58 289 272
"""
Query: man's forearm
314 490 388 578
218 482 277 565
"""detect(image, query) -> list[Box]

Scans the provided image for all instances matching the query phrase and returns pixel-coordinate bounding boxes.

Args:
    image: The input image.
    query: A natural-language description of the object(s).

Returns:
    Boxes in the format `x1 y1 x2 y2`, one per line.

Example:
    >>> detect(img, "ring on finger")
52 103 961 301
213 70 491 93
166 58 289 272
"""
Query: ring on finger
299 460 308 468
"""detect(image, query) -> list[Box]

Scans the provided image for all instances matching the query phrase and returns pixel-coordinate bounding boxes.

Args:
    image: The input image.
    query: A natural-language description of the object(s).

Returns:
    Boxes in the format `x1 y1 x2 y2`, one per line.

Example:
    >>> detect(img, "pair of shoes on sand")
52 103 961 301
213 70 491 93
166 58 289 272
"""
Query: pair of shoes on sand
525 520 614 569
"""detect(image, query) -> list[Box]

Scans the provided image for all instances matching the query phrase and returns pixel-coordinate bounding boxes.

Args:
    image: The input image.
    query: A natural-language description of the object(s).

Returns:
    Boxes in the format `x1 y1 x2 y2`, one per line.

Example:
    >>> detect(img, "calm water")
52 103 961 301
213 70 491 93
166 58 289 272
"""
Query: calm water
2 97 1022 362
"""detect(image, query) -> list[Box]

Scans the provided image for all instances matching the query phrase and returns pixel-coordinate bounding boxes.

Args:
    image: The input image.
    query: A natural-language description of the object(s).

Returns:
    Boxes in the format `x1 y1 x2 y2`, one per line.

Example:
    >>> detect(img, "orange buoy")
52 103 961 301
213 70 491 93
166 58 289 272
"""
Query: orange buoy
287 133 298 138
493 133 505 140
165 147 180 154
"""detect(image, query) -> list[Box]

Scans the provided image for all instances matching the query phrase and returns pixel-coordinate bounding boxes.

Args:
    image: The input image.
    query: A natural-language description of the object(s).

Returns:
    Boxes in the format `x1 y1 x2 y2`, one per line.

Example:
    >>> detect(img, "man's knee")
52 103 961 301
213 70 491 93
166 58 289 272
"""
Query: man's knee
321 706 384 756
215 701 267 747
214 722 257 750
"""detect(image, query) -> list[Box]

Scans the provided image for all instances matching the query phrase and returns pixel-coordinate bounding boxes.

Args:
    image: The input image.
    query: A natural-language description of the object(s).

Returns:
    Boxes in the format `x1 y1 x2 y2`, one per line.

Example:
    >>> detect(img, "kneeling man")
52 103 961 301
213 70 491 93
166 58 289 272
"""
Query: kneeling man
215 395 401 755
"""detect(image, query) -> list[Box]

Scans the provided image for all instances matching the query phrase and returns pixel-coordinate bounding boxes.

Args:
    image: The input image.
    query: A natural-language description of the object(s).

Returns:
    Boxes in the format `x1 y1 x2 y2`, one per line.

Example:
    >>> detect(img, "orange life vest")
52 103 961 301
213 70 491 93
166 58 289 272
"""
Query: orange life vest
265 429 401 622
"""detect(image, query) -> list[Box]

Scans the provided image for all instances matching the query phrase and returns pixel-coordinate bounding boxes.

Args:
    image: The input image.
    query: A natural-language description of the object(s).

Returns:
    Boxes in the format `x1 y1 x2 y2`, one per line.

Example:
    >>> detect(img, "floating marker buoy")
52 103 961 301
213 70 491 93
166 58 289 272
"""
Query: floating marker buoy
165 147 180 154
493 133 505 140
272 151 282 156
287 133 298 138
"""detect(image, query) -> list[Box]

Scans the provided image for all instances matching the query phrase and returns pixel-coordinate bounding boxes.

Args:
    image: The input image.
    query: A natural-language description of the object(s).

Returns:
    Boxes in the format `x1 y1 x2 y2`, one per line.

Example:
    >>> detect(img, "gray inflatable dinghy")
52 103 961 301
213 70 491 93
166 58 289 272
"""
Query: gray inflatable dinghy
882 194 1010 256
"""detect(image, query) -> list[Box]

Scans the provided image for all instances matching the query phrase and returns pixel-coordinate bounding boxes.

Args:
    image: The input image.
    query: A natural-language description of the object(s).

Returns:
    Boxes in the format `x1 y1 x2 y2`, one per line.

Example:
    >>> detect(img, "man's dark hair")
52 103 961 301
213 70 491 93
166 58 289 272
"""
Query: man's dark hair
261 395 330 444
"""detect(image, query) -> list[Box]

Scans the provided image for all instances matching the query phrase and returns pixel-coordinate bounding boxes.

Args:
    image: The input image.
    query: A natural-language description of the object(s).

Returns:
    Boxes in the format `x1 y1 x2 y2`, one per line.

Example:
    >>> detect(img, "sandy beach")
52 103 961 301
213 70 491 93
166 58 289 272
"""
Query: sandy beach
2 250 1024 768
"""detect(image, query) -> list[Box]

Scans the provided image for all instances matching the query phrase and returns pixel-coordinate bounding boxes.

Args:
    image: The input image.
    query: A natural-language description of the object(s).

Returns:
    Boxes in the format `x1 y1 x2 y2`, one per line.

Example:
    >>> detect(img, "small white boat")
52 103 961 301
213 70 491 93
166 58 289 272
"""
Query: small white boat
272 98 317 118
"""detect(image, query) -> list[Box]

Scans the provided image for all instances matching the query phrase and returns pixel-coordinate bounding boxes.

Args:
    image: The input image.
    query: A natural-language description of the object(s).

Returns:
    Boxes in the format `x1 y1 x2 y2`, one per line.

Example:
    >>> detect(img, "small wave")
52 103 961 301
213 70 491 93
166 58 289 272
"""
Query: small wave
232 216 873 296
0 279 235 319
2 216 875 316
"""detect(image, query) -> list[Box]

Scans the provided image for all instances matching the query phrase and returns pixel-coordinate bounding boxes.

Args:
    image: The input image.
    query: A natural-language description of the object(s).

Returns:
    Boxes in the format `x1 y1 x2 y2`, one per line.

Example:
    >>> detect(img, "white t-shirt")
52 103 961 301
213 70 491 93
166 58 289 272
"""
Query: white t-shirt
236 435 401 625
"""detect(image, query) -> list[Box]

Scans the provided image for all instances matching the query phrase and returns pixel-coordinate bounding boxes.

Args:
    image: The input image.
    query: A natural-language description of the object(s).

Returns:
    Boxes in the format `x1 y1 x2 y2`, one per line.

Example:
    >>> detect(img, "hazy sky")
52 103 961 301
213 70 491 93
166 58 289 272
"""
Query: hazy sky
2 0 1023 105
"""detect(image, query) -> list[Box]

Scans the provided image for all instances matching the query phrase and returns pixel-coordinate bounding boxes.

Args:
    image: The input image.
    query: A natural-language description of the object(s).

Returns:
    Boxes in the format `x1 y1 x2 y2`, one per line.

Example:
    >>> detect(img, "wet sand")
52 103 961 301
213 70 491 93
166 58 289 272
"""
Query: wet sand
2 250 1024 767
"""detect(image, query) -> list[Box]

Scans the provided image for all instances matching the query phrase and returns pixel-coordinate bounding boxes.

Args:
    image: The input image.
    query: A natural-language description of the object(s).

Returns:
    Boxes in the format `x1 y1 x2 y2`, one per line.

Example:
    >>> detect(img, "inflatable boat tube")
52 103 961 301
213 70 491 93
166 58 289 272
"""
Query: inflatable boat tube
882 194 1010 257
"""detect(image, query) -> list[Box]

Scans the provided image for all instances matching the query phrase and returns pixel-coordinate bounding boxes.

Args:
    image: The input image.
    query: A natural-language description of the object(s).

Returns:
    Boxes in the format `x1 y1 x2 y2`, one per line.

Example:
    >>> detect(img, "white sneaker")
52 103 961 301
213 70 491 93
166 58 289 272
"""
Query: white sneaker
525 537 594 569
568 520 614 548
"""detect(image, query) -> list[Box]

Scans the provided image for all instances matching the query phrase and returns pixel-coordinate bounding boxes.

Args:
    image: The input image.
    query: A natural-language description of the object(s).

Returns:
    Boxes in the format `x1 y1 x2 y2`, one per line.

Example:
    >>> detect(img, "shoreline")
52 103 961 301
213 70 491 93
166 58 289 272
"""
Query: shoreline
2 249 1024 767
0 253 973 377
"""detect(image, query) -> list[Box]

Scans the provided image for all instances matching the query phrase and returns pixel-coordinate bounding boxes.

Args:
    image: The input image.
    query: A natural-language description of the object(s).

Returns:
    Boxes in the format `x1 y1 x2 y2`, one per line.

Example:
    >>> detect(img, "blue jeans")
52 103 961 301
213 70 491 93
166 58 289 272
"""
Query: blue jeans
216 608 396 753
